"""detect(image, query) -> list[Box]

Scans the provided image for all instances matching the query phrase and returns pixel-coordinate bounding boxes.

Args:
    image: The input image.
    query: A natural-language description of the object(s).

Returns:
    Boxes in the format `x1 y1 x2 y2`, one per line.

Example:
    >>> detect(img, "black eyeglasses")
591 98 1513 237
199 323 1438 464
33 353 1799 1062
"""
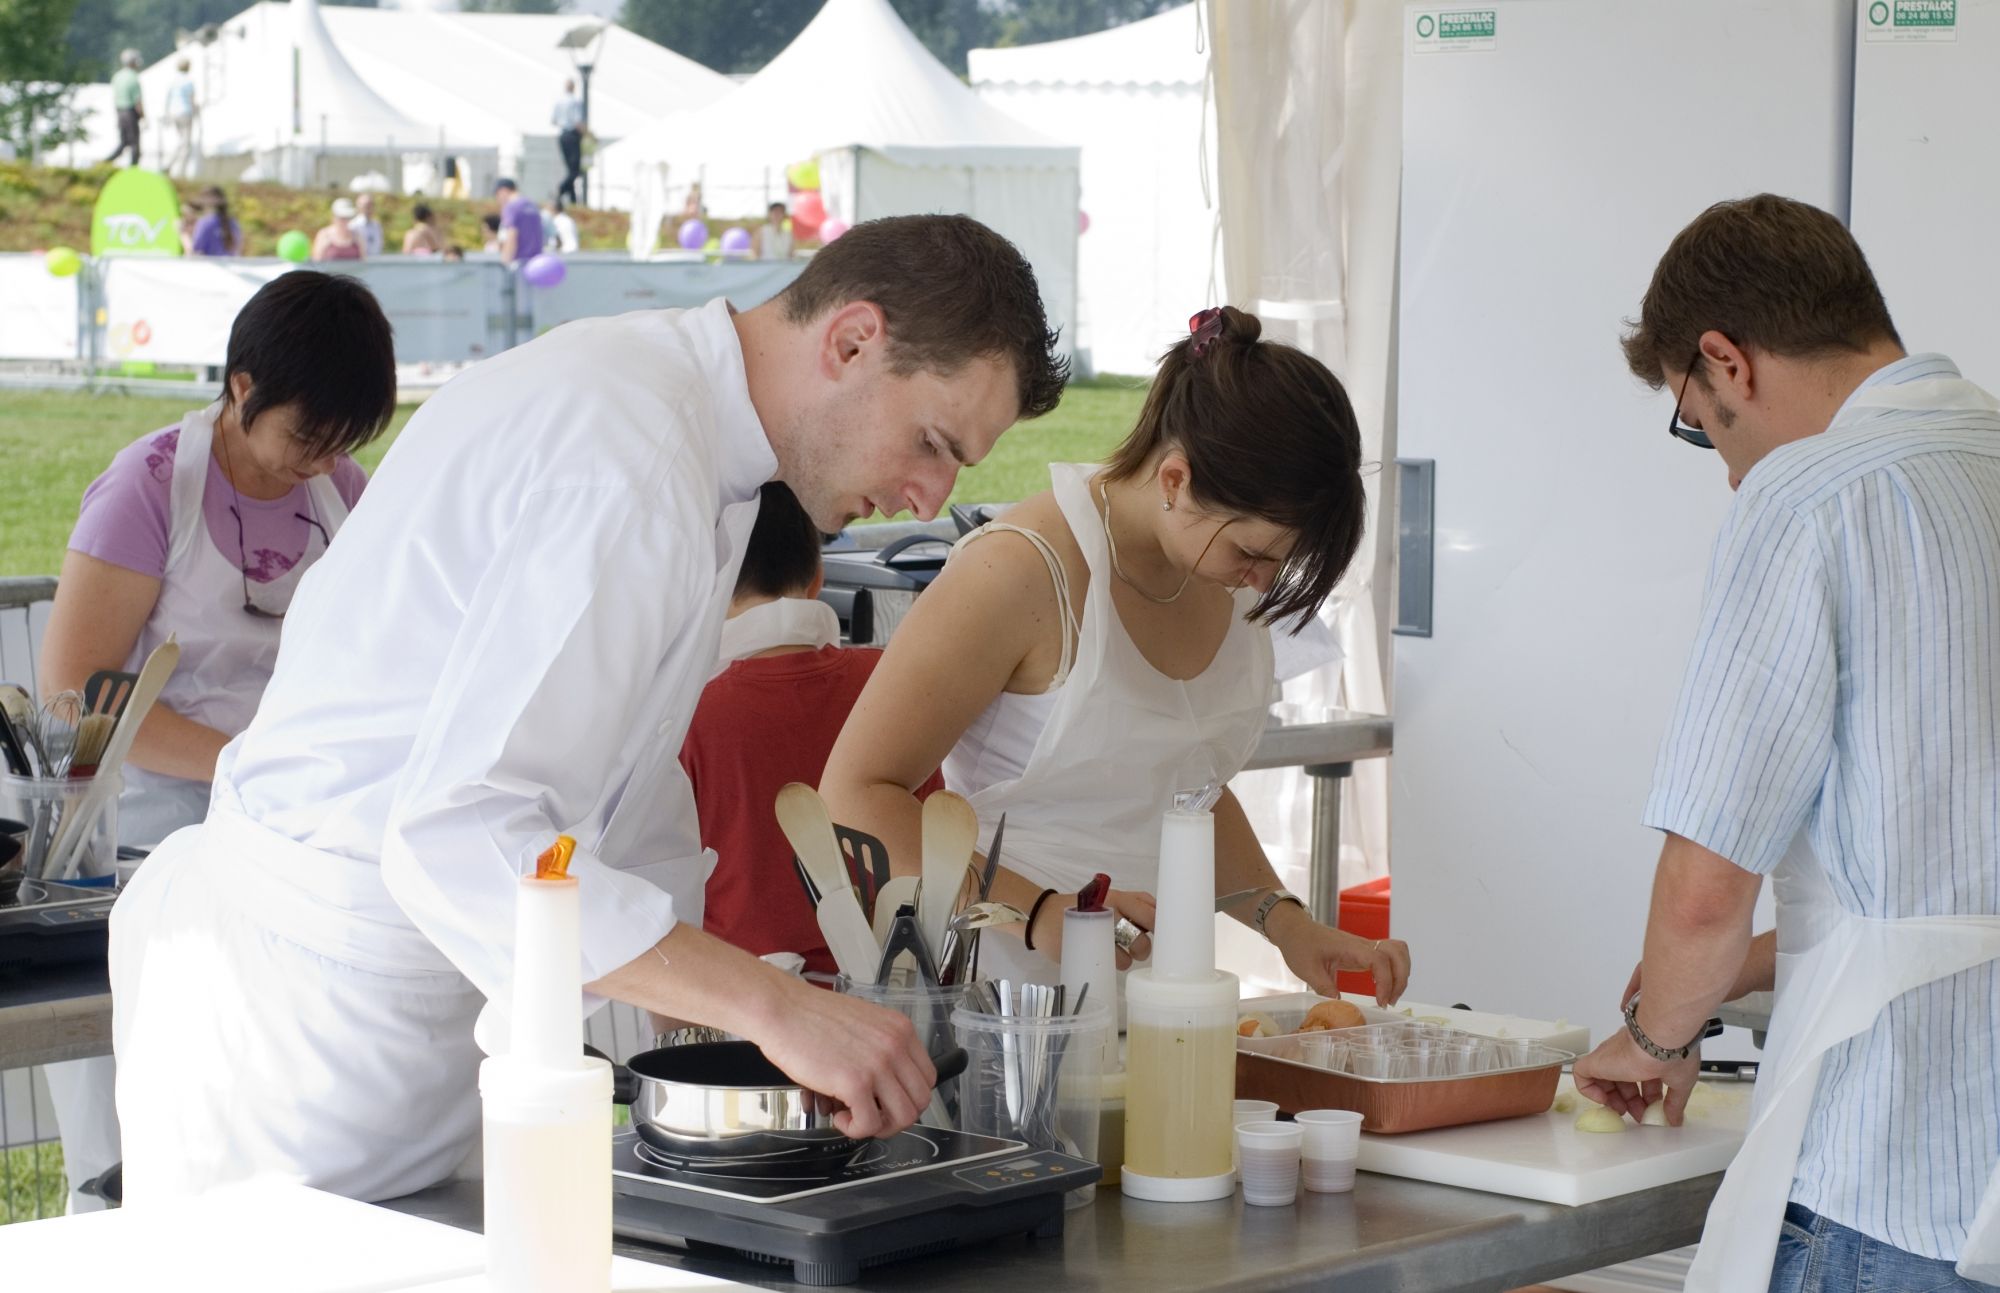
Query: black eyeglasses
1669 352 1715 450
228 496 329 621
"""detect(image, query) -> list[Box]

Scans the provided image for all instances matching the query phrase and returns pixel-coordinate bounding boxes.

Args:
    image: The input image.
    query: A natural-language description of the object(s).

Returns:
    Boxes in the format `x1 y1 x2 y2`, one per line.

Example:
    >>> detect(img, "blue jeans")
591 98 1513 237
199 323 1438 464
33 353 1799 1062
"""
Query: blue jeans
1770 1203 1999 1293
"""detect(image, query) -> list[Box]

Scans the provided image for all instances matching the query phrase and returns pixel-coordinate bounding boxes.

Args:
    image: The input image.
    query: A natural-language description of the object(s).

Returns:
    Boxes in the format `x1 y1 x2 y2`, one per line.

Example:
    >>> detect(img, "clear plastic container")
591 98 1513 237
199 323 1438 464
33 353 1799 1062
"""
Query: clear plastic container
952 995 1111 1208
838 975 968 1126
0 771 121 884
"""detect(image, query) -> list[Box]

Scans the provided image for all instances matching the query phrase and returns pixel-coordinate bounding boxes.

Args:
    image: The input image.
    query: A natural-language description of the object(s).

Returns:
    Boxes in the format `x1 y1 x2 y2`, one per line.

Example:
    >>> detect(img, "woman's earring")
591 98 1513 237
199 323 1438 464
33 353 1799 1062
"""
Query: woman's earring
1162 497 1172 511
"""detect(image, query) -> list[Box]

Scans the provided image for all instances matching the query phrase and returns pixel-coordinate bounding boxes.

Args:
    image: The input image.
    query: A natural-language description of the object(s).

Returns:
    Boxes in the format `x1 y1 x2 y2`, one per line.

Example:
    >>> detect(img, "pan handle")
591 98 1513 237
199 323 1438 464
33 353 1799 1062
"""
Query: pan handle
930 1045 968 1086
584 1044 640 1105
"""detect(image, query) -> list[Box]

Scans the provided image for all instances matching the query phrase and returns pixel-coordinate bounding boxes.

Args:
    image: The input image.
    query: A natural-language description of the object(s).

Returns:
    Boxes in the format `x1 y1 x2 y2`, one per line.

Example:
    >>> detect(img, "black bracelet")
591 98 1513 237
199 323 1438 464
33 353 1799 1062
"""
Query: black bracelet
1023 888 1061 952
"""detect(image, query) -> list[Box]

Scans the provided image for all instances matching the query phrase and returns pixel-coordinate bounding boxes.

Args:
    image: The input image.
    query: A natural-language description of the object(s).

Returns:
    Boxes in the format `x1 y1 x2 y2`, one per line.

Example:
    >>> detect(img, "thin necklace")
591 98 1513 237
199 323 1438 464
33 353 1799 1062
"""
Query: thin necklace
1097 478 1194 604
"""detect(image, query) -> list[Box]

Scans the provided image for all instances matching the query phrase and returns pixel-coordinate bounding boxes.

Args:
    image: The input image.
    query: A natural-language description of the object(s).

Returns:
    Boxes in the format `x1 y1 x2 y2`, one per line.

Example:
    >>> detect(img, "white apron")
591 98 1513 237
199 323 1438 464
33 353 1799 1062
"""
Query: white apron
1686 374 2000 1290
118 401 348 850
952 464 1274 986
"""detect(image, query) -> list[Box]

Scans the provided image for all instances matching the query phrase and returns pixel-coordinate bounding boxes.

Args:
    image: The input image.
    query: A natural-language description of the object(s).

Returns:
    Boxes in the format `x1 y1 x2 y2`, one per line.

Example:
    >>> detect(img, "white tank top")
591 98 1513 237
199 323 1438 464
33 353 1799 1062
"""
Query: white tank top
943 463 1274 984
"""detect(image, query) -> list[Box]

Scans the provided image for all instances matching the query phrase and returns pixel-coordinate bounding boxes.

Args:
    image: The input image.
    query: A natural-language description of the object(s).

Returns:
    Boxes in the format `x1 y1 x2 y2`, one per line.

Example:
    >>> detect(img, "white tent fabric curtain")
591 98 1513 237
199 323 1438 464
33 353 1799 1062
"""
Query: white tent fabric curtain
1204 0 1402 993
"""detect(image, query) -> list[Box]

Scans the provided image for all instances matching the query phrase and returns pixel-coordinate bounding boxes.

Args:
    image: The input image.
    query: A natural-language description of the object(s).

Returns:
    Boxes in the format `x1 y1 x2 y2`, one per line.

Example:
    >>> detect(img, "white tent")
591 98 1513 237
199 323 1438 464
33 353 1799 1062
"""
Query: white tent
90 4 728 197
969 4 1216 378
597 0 1081 362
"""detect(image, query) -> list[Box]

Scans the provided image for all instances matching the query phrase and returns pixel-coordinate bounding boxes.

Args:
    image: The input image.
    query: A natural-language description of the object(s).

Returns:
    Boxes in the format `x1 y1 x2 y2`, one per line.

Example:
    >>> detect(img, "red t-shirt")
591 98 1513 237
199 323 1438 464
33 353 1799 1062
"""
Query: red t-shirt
680 645 944 976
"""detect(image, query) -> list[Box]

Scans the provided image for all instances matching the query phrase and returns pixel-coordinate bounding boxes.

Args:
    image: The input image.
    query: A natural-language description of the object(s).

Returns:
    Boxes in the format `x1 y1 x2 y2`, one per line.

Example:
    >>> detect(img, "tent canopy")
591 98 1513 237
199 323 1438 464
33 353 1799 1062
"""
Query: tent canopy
598 0 1075 194
967 4 1208 88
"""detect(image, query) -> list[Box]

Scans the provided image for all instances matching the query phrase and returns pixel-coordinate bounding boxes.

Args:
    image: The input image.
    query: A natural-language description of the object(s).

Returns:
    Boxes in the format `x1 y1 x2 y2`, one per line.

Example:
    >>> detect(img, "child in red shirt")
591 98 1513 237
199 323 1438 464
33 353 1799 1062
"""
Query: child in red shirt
681 484 944 974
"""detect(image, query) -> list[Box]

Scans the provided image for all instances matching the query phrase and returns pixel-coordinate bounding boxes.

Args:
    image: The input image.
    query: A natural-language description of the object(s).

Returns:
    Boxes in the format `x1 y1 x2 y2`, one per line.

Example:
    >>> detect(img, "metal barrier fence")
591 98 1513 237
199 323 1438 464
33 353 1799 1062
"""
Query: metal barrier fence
0 253 805 372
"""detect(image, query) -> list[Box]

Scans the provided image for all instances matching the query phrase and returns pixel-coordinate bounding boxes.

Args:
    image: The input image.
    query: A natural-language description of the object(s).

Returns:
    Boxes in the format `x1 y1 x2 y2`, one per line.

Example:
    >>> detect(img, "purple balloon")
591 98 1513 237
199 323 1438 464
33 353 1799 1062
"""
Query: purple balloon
522 253 566 289
719 226 752 256
677 218 709 251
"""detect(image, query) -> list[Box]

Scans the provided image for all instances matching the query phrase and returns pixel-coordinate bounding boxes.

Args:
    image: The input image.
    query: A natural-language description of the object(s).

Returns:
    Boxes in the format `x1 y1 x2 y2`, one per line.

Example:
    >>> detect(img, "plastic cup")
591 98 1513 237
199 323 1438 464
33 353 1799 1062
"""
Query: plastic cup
1347 1045 1400 1079
1235 1120 1302 1206
1437 1039 1482 1076
1295 1109 1362 1193
1300 1033 1348 1071
1493 1037 1538 1070
1232 1098 1279 1175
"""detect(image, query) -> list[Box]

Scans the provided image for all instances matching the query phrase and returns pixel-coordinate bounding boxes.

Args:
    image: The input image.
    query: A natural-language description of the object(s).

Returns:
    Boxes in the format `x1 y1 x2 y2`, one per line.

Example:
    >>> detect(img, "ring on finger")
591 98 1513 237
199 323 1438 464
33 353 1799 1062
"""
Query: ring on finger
1114 917 1143 953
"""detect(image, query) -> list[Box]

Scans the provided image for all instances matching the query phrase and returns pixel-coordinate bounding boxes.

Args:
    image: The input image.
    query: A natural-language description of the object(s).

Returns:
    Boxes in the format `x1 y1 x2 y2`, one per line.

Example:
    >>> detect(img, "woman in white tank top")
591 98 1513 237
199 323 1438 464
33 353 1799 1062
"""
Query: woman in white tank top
824 307 1412 999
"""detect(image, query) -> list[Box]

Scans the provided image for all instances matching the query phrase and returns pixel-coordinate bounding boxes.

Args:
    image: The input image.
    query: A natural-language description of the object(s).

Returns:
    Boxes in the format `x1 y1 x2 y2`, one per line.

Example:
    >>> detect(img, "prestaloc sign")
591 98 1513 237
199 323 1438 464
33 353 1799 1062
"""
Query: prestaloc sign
1865 0 1957 41
1413 9 1498 53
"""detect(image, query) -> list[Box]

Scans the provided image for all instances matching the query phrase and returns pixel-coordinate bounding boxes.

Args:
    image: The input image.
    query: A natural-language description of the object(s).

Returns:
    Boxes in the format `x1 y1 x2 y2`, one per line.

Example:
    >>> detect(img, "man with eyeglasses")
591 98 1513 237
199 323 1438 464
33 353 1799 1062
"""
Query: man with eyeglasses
1572 194 2000 1291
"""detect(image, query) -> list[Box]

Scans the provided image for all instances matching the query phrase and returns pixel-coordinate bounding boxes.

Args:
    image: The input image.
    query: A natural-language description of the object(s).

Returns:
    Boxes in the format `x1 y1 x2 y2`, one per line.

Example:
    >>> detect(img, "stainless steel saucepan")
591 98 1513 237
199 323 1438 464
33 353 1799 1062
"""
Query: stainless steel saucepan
608 1039 968 1161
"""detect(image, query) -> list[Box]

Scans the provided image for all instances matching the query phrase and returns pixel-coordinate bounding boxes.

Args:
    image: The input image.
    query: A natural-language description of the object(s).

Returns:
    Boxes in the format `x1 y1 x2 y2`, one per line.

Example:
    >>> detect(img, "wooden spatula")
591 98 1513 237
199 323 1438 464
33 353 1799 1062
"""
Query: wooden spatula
919 792 979 962
774 783 880 983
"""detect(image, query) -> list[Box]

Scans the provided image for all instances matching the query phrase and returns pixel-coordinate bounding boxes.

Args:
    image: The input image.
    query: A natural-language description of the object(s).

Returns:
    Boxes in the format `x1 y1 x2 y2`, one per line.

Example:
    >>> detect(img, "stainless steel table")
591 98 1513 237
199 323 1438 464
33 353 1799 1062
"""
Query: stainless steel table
386 1169 1720 1293
0 960 112 1070
1244 710 1394 927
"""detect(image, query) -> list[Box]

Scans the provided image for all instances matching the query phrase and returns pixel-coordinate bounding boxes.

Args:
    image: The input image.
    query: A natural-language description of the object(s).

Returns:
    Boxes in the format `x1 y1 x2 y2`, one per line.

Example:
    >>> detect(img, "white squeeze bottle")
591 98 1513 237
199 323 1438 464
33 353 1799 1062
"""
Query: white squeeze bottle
480 835 614 1292
1118 806 1240 1202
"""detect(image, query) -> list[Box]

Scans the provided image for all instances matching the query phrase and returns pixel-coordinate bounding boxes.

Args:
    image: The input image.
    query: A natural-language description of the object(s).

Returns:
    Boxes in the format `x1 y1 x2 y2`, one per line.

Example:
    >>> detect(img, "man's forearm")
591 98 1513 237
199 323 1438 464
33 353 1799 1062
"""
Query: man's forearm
1633 833 1761 1051
588 920 796 1042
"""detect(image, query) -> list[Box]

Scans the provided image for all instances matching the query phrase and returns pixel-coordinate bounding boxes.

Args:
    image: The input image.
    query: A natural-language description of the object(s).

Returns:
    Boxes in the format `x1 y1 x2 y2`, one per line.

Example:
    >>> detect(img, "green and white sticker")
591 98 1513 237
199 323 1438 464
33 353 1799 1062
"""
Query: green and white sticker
1412 8 1498 53
1865 0 1957 42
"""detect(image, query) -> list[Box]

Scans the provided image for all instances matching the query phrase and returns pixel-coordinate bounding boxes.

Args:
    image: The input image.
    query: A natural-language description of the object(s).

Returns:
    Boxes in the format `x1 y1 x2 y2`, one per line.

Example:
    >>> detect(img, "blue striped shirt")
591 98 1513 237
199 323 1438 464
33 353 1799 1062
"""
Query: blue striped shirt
1645 354 2000 1261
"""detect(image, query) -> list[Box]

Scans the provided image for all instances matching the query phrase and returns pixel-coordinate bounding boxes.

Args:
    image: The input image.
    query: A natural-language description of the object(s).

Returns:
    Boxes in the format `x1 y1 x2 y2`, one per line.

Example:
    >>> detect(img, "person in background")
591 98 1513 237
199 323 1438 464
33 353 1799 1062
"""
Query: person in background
440 156 467 202
680 182 707 225
402 202 443 256
479 214 501 255
1571 194 2000 1290
681 483 945 975
544 197 580 253
349 193 384 259
104 50 143 167
754 201 794 261
39 271 394 1214
441 244 465 263
312 198 364 262
552 78 585 207
493 176 543 266
176 201 198 255
189 186 242 257
163 58 197 179
823 306 1411 1002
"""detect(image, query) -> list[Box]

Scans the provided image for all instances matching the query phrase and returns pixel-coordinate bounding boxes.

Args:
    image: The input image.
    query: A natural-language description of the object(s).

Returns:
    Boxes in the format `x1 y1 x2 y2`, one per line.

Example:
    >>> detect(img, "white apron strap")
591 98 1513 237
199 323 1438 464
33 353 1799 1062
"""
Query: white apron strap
1686 848 2000 1290
164 402 224 572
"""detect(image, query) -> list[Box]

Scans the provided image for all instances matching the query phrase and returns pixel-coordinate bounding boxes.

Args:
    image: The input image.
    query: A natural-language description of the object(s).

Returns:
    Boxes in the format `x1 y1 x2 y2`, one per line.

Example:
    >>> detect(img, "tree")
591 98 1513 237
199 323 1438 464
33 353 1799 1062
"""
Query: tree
1 0 91 160
619 0 818 75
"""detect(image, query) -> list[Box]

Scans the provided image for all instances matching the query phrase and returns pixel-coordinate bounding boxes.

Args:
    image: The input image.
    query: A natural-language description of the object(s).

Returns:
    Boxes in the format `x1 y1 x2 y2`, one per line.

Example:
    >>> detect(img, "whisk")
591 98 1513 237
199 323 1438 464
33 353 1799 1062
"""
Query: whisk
38 691 82 778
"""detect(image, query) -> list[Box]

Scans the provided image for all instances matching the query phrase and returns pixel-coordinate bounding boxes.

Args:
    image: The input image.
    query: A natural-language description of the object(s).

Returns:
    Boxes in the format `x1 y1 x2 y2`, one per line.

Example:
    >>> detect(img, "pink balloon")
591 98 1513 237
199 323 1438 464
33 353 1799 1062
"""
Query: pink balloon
792 191 826 237
1078 209 1091 235
819 219 850 244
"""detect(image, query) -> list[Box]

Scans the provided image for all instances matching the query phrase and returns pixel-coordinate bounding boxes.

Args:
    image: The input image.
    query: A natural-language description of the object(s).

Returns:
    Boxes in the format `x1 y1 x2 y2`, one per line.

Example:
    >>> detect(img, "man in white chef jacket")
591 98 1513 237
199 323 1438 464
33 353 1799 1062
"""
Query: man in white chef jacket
1573 195 2000 1290
109 214 1072 1205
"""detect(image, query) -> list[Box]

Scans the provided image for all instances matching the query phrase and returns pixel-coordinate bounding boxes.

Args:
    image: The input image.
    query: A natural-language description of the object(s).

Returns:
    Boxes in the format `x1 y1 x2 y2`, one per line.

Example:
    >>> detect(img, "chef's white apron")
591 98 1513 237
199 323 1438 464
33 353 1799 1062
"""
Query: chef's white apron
47 403 346 1214
953 464 1274 986
1685 374 2000 1290
111 793 486 1207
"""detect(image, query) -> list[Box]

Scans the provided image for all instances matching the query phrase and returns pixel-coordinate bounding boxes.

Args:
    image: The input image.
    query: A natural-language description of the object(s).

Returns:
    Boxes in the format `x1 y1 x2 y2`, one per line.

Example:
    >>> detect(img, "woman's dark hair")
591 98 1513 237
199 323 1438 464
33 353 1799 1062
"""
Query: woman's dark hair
223 271 397 461
734 483 826 600
201 184 240 255
412 202 433 224
481 213 501 233
777 214 1069 421
1103 306 1365 631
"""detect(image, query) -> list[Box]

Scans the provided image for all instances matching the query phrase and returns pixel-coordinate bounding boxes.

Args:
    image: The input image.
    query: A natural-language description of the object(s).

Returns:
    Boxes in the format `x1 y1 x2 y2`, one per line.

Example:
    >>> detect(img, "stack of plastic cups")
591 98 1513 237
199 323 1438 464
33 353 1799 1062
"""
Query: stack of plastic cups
1060 905 1124 1186
1234 1121 1302 1206
1231 1099 1278 1176
1295 1109 1362 1193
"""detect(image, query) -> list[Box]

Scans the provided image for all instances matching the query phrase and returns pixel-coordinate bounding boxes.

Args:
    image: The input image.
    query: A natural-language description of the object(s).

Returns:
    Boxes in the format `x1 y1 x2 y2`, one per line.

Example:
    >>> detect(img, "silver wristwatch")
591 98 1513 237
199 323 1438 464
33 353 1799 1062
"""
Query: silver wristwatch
1622 992 1702 1062
1253 889 1306 941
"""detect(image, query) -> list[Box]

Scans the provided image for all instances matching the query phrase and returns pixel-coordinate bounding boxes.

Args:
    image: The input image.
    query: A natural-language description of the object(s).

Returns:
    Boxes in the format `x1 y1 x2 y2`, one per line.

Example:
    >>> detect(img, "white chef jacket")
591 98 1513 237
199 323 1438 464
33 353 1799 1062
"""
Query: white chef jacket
218 297 773 1003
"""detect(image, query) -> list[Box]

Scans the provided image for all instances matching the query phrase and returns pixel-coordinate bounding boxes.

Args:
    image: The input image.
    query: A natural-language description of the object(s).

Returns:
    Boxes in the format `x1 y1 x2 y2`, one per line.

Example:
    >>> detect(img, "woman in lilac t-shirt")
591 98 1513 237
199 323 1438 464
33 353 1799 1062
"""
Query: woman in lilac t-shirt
34 270 398 1214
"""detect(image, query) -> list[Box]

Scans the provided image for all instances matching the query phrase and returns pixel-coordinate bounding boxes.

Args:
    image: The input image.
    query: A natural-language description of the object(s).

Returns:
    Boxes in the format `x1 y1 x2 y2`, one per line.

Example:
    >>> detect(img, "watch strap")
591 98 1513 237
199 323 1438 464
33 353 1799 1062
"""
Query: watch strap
1253 889 1306 940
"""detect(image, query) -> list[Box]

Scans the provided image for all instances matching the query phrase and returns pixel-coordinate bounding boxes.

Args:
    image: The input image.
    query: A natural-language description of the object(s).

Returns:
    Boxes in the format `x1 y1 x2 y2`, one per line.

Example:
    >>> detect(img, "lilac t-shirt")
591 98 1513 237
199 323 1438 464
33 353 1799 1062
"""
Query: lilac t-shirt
500 195 544 261
70 425 368 584
190 214 241 256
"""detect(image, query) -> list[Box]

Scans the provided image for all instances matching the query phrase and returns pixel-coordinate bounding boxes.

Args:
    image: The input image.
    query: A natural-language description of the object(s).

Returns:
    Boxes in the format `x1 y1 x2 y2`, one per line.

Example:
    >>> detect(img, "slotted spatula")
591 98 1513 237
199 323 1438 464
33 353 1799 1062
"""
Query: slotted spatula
774 783 879 984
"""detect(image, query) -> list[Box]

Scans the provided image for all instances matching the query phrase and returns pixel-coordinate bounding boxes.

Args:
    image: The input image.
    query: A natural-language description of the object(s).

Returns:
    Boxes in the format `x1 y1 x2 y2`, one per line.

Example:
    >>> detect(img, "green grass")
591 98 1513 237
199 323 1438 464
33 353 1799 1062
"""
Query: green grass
1 1142 67 1225
0 377 1145 577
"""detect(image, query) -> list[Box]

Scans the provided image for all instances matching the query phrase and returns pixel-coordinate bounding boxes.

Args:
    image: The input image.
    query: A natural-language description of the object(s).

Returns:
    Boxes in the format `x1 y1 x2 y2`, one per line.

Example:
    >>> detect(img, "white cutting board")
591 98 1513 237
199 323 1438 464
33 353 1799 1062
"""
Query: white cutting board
0 1180 486 1292
1356 1078 1752 1206
404 1254 749 1291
